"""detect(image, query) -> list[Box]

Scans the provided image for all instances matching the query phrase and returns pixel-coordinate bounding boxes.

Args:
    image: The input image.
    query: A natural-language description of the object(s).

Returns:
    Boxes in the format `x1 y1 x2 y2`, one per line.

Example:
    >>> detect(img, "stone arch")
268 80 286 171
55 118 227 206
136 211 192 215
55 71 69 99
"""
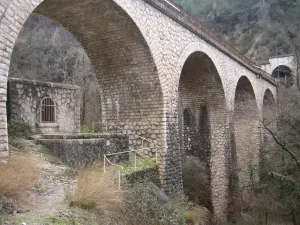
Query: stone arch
272 65 294 87
0 1 164 165
178 51 229 217
263 89 276 124
261 89 277 172
233 76 261 195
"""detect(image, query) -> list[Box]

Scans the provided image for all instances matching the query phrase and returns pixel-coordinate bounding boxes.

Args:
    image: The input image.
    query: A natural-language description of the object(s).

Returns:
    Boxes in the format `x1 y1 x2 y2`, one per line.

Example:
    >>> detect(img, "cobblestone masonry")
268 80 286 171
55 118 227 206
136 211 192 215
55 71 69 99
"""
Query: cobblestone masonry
0 0 278 219
35 134 129 168
7 78 80 134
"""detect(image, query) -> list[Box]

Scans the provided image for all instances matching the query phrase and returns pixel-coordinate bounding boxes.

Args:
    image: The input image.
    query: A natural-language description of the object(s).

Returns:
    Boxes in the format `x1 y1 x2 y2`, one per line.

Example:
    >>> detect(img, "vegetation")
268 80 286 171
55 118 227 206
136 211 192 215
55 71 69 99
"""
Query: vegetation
120 152 157 174
0 151 40 204
8 120 32 138
175 0 300 62
70 165 123 218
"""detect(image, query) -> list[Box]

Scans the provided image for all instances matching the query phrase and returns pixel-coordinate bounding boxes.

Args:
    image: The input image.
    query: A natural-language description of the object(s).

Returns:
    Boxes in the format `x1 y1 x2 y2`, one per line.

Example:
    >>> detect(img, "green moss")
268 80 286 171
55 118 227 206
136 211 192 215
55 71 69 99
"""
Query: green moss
8 120 32 138
120 152 157 174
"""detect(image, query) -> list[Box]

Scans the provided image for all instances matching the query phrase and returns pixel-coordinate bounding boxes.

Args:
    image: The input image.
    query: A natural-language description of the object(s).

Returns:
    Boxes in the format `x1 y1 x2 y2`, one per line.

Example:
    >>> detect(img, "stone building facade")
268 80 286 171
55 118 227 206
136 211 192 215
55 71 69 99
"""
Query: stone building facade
7 78 80 134
0 0 278 219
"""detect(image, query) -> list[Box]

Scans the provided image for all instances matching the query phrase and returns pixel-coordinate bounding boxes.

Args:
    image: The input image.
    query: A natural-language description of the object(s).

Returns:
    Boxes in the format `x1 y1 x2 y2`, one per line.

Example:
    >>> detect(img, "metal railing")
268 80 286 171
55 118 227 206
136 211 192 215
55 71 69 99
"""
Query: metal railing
92 121 159 162
98 121 161 190
103 148 154 190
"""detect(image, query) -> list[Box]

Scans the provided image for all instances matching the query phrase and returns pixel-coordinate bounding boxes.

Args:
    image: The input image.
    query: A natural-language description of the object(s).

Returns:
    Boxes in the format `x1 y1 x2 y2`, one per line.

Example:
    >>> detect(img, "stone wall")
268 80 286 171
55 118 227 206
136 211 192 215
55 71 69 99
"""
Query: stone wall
7 78 80 134
35 133 129 168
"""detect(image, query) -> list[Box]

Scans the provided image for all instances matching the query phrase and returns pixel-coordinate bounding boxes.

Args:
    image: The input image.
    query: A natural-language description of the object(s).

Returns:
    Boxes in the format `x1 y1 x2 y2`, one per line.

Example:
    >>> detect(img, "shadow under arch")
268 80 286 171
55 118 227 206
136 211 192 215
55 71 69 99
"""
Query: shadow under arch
233 76 261 205
261 88 277 174
4 0 165 181
177 51 229 217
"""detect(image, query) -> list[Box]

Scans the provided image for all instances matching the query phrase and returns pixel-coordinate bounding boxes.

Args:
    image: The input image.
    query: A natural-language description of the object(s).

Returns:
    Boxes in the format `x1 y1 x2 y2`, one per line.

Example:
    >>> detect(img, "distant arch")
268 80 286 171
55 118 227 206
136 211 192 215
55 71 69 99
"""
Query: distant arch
233 76 260 197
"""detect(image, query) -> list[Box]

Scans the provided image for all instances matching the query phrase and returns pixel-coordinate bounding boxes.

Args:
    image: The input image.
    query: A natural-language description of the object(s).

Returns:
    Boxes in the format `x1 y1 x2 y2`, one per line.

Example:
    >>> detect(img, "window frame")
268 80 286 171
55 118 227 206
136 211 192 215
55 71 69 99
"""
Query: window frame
40 97 56 124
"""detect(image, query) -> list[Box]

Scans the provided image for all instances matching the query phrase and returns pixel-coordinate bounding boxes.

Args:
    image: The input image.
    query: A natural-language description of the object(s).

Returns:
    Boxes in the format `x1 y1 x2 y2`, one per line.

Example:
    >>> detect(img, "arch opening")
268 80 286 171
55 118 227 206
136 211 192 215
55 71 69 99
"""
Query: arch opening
178 51 228 213
261 89 277 175
8 13 101 134
233 76 260 202
272 65 294 87
5 0 164 161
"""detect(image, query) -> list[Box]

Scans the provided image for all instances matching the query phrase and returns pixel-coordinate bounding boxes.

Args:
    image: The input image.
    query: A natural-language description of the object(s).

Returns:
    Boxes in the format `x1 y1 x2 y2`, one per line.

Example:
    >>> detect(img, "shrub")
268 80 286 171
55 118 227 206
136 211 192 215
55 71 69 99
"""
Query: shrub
0 151 40 201
123 180 186 225
8 120 32 138
182 205 212 225
182 156 211 209
70 165 123 219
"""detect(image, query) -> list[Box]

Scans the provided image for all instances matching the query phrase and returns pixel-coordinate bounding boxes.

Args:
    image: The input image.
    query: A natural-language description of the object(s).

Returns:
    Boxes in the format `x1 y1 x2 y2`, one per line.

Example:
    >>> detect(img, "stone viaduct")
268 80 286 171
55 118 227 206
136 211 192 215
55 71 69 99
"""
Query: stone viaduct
0 0 278 219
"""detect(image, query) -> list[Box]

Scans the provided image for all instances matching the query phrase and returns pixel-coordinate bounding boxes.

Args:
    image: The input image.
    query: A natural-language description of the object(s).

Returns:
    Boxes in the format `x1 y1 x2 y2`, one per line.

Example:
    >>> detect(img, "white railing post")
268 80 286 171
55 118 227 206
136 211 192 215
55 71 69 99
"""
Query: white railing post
134 151 137 171
92 122 95 133
118 169 121 190
104 155 106 173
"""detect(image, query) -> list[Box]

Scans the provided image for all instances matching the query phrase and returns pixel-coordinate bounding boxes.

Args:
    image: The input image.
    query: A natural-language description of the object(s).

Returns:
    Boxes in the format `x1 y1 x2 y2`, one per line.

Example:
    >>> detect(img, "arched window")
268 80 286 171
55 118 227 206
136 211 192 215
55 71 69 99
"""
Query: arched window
41 97 55 123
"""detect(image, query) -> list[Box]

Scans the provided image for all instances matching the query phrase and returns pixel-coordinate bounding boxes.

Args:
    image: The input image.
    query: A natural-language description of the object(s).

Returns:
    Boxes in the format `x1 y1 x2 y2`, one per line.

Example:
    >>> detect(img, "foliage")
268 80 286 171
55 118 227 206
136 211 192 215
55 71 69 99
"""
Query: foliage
7 120 32 138
241 86 300 224
70 165 123 219
175 0 300 61
123 180 186 225
120 152 157 174
182 156 211 209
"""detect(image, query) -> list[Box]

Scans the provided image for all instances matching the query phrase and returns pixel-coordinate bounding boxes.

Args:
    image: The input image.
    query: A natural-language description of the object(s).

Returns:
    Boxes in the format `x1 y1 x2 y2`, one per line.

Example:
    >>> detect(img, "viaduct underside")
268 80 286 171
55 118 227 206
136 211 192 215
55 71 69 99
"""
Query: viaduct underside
0 0 278 219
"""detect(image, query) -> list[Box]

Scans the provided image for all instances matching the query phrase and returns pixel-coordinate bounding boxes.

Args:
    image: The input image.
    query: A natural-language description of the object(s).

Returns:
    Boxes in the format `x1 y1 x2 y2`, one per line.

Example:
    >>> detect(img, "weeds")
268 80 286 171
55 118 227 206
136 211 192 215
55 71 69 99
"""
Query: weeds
0 151 40 201
123 180 186 225
8 120 32 138
70 165 123 218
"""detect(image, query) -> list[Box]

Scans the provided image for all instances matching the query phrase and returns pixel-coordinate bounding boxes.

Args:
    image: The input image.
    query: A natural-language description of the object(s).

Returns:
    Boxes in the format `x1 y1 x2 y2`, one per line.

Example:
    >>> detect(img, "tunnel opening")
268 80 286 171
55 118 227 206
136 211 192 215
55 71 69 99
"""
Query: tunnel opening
178 51 228 213
272 65 294 87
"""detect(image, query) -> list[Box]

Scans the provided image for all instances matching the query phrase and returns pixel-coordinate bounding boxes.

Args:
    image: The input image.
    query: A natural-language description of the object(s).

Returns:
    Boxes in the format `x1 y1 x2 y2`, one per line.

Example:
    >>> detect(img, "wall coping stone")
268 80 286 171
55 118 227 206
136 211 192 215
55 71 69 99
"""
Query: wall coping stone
31 133 127 140
8 78 80 90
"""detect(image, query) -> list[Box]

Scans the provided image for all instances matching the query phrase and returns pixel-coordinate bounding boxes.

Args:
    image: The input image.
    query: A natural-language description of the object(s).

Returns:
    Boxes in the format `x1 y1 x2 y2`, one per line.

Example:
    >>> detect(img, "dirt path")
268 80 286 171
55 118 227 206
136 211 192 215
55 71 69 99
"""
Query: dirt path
1 139 97 225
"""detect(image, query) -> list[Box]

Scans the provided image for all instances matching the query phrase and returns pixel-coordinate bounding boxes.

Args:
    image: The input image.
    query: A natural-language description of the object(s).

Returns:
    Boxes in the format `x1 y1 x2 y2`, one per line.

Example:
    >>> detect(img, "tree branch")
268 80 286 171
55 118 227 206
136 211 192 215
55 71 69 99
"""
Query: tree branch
262 121 300 170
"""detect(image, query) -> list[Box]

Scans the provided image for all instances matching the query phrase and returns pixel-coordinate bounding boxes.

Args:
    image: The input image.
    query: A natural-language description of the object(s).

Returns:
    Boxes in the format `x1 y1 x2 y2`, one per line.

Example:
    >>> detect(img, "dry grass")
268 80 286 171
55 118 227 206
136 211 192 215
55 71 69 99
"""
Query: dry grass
0 151 40 201
184 205 212 225
70 165 123 218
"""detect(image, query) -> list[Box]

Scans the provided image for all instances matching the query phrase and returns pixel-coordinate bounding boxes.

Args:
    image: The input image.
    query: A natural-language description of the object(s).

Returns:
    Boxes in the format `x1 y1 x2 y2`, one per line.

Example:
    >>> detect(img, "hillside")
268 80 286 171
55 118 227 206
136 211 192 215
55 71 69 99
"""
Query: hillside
175 0 300 61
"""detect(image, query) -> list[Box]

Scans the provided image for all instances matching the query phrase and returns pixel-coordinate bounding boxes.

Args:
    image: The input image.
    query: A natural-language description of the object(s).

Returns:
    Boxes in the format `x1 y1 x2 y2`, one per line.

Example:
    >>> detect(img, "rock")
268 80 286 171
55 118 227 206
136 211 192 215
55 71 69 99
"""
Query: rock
148 182 169 203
